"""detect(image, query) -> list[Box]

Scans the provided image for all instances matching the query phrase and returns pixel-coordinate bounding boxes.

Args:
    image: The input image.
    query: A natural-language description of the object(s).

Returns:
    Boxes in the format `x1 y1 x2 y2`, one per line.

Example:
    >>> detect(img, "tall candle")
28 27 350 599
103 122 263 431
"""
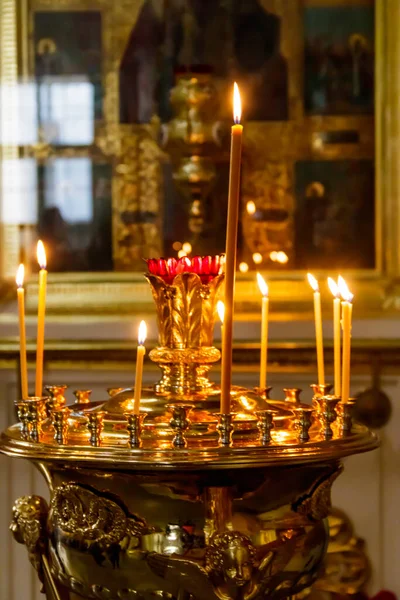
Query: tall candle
328 277 341 397
220 82 243 414
35 241 47 397
338 276 353 403
16 264 28 399
133 320 147 415
307 273 325 386
257 273 269 389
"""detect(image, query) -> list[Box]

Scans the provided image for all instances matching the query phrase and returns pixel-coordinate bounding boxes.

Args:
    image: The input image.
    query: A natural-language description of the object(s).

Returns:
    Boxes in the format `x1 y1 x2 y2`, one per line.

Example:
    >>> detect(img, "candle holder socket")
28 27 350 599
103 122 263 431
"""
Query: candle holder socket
15 400 30 439
293 406 314 442
73 389 92 404
166 404 194 448
216 413 236 447
337 399 356 436
254 386 272 400
25 397 47 443
45 385 67 417
314 395 340 439
51 407 70 445
255 409 275 445
87 411 105 447
124 412 148 448
311 383 333 399
283 388 302 403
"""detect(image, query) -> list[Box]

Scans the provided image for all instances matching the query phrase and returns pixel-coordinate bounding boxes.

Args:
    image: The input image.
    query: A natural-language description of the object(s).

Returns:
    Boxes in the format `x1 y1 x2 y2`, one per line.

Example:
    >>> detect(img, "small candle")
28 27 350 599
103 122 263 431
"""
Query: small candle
220 82 243 414
217 300 225 339
35 241 47 398
133 320 147 415
338 276 353 403
16 264 28 399
257 273 269 389
328 277 341 397
307 273 325 386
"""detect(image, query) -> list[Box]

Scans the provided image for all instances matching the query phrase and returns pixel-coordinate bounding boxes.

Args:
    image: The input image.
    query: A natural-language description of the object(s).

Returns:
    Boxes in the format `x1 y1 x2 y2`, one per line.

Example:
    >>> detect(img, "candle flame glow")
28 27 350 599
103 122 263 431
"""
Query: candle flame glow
16 264 24 288
138 320 147 345
246 200 256 215
338 275 354 303
256 272 268 297
307 272 319 292
327 277 340 298
217 300 225 324
233 82 242 124
37 240 47 270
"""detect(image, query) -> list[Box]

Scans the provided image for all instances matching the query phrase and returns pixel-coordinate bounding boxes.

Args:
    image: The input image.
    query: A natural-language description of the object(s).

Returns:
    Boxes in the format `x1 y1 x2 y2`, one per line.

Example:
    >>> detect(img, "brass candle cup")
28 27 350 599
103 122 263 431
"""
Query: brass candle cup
216 413 236 447
51 407 71 445
124 412 148 448
87 411 105 447
166 404 194 449
255 409 275 445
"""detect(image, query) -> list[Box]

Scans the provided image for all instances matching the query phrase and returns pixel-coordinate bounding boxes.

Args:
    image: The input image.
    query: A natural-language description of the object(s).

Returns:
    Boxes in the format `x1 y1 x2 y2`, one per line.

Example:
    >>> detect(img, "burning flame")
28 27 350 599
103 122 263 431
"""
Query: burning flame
307 272 319 292
233 82 242 124
338 275 353 303
16 264 24 288
276 251 288 264
327 277 339 298
138 320 147 345
246 200 256 215
217 300 225 324
37 240 47 270
256 273 268 297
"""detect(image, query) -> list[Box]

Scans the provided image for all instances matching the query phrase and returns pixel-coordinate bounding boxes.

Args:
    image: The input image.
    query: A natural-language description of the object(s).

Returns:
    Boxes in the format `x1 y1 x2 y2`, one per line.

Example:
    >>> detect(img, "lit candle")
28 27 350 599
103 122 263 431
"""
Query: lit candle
133 320 147 415
257 273 269 389
307 273 325 386
217 300 225 339
16 264 28 399
220 82 243 414
338 276 353 403
327 277 341 397
35 241 47 397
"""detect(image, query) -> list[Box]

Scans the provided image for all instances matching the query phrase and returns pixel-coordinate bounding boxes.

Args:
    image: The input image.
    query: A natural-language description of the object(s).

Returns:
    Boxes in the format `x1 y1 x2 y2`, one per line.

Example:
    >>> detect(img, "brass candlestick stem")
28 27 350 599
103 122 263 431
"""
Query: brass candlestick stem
125 412 147 448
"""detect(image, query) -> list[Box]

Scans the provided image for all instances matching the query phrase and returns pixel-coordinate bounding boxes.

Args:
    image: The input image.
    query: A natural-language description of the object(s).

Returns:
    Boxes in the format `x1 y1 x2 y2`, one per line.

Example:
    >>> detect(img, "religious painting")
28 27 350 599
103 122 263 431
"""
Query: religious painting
36 160 112 272
119 0 288 125
34 11 103 144
304 3 374 115
294 160 375 269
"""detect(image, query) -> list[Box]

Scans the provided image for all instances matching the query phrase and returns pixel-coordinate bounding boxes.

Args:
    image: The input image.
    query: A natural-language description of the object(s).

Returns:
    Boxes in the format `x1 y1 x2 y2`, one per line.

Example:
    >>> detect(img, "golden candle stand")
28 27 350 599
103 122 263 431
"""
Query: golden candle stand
1 257 378 600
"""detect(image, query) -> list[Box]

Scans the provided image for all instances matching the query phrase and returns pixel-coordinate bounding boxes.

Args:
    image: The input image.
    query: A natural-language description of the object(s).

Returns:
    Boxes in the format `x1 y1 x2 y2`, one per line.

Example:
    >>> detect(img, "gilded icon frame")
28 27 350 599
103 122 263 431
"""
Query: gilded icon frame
0 0 396 319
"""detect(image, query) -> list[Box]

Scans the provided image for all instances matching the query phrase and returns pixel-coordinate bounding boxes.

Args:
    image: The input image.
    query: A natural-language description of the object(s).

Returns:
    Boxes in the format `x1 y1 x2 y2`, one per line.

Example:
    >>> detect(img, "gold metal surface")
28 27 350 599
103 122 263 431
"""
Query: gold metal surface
2 263 379 599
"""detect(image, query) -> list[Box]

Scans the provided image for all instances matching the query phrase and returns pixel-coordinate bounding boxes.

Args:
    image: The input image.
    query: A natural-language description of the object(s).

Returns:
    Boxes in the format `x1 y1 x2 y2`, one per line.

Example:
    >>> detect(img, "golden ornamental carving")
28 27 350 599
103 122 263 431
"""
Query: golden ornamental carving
10 495 49 582
292 465 343 521
50 483 152 552
146 273 224 350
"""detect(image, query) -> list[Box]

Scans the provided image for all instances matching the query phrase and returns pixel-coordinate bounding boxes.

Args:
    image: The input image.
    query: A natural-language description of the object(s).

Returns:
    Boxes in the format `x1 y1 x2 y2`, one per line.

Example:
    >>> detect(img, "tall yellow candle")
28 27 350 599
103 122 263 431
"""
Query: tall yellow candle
133 320 147 415
220 82 243 414
328 277 341 397
307 273 325 386
257 273 269 389
16 264 28 399
338 276 353 403
35 241 47 398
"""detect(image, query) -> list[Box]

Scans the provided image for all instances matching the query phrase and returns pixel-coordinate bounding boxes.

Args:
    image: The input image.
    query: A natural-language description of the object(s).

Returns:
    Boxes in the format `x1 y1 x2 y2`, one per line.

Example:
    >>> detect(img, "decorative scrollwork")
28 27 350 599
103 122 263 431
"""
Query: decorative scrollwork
50 483 154 559
292 465 343 521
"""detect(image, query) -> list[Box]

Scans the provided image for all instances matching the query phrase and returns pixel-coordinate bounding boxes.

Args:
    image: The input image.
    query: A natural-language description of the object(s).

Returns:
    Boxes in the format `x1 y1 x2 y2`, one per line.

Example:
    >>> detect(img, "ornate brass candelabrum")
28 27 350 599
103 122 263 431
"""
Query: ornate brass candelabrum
1 256 377 600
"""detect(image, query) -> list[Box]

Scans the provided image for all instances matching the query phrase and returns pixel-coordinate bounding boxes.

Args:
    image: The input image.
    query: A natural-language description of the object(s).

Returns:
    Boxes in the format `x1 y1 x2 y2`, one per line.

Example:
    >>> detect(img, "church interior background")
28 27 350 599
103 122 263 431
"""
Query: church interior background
1 0 400 599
